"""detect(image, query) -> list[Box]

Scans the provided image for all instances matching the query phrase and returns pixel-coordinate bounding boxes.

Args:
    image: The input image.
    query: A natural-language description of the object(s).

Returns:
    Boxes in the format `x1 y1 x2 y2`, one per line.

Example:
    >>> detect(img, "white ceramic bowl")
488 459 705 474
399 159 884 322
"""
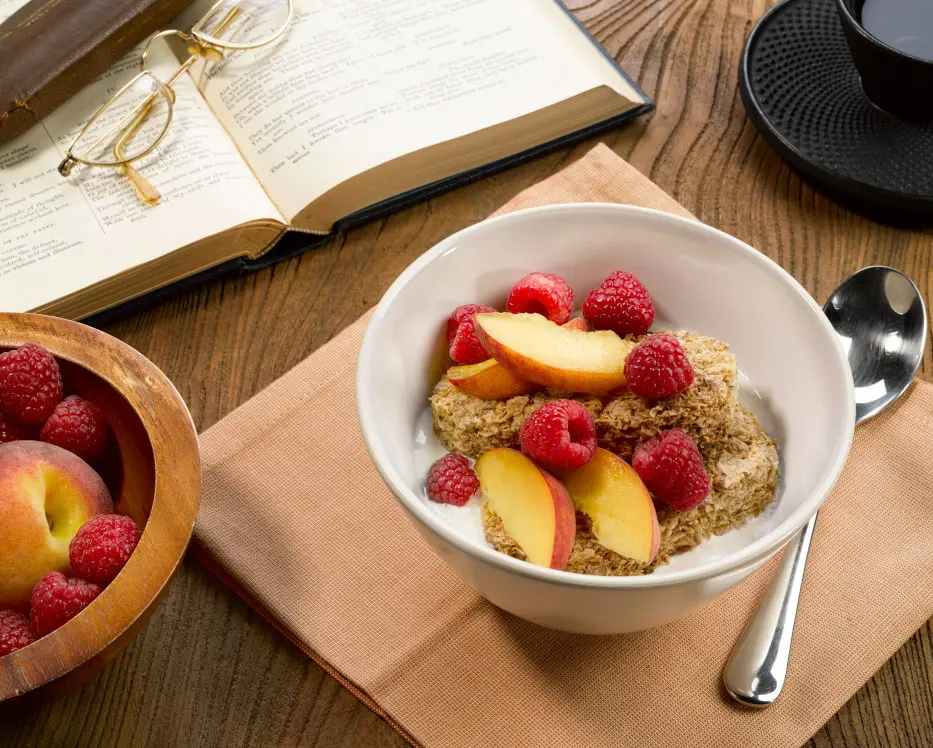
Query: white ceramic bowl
357 203 854 634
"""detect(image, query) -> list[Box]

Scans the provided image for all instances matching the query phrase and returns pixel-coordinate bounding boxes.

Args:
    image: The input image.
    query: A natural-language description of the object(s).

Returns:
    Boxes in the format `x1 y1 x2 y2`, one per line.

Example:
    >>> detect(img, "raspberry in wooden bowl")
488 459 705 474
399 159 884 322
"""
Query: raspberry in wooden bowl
0 313 200 706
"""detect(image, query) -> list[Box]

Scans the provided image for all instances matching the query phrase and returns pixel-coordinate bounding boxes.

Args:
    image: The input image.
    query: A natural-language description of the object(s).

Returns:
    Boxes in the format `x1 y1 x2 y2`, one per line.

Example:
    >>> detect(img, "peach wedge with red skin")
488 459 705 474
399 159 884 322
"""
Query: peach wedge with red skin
473 312 634 395
475 448 575 570
446 317 588 400
557 448 660 564
0 440 113 611
447 359 538 400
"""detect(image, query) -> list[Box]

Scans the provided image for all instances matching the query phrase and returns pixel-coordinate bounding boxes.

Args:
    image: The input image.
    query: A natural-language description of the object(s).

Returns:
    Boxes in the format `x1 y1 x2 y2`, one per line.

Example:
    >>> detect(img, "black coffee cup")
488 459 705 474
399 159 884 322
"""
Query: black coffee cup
835 0 933 120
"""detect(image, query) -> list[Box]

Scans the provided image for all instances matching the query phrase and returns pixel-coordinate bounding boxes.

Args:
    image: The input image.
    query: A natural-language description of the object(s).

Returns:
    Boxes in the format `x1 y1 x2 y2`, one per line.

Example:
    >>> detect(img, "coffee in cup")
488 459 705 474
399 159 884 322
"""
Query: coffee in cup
835 0 933 120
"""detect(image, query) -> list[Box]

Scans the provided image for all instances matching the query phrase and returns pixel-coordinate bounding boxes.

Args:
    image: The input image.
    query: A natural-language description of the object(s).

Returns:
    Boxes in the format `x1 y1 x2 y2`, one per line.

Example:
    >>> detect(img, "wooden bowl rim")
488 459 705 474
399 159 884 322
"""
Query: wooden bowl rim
0 313 201 700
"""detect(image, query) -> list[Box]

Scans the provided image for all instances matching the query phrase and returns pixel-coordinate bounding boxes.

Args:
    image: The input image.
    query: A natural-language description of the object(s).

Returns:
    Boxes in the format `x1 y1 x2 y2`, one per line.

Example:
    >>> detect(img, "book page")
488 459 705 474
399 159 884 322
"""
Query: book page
182 0 642 222
0 33 283 313
0 0 27 20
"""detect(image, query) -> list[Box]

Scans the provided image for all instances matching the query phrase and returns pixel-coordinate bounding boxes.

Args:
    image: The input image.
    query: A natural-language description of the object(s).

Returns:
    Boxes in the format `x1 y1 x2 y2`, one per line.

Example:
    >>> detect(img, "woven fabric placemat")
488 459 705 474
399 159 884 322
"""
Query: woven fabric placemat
195 144 933 748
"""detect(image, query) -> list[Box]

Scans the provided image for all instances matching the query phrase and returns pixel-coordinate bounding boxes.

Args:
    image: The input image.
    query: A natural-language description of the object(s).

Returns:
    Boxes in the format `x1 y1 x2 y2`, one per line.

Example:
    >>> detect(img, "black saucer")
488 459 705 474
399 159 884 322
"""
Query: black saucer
739 0 933 224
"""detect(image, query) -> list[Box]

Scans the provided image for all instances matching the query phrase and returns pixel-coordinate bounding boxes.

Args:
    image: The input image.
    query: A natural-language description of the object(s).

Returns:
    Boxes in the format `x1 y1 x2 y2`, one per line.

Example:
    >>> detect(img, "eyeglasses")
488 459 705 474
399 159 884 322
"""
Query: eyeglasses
57 0 292 205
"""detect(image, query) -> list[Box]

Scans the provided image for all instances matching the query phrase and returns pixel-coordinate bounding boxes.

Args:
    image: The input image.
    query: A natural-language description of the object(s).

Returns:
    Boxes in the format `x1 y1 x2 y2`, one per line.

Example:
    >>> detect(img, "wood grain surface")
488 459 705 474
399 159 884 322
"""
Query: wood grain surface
3 0 933 745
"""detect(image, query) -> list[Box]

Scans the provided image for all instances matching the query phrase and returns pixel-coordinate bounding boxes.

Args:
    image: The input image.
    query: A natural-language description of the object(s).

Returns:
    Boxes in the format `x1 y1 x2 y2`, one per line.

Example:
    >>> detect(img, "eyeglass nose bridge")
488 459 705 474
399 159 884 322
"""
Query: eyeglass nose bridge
143 2 249 70
186 40 226 62
141 29 226 73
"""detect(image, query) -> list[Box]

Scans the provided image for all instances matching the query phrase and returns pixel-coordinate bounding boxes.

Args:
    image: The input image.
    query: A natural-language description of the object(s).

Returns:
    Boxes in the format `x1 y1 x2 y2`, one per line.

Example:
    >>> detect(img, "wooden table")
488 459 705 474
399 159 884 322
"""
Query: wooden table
3 0 933 745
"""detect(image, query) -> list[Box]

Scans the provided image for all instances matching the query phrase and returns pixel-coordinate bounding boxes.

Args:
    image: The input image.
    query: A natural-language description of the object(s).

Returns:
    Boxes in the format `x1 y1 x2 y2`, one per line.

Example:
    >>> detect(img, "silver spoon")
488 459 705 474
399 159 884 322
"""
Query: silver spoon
723 266 927 708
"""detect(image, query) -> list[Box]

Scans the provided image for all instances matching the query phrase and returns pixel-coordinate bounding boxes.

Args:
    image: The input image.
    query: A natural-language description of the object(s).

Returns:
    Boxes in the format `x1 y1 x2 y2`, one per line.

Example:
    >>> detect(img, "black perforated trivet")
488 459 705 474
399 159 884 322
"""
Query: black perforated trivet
739 0 933 222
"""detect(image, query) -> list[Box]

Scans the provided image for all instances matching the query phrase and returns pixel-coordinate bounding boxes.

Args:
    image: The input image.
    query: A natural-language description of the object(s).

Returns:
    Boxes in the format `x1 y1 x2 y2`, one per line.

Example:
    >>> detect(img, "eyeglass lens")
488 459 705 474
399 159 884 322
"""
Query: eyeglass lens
70 74 173 167
195 0 291 50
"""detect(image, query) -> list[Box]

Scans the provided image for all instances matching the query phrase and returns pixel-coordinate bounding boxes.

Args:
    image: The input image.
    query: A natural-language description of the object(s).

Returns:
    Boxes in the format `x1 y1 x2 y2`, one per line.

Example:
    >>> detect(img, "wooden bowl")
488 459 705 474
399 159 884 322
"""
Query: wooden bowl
0 314 200 705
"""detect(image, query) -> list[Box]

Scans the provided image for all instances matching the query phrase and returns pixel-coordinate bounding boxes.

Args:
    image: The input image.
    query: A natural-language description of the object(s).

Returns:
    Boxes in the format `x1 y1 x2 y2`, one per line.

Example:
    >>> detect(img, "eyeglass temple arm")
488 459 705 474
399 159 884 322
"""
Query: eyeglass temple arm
114 101 162 205
112 6 243 205
116 6 242 203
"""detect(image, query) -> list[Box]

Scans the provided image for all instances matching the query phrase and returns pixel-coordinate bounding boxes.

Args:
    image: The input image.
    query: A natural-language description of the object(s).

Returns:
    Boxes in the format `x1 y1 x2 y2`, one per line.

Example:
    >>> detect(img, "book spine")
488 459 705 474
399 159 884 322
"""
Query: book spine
0 0 198 146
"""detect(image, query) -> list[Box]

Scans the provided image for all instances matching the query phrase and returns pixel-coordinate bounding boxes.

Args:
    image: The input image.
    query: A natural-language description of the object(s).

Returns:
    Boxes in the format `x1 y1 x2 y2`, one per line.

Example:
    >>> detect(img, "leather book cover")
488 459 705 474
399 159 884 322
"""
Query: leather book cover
0 0 197 146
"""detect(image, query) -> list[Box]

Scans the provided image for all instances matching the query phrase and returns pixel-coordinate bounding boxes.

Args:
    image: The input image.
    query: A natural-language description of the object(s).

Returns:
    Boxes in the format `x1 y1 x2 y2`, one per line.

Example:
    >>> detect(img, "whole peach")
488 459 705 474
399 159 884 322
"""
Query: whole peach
0 441 112 611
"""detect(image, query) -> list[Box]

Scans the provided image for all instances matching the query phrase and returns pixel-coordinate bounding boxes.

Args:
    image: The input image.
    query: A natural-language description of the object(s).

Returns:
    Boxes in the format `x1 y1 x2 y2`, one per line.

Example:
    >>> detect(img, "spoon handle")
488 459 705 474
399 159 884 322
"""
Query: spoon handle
722 511 818 707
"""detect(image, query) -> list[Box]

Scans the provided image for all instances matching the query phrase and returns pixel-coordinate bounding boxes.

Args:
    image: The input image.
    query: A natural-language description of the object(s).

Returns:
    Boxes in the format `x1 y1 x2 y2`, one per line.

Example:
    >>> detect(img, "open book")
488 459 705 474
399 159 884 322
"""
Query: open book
0 0 651 319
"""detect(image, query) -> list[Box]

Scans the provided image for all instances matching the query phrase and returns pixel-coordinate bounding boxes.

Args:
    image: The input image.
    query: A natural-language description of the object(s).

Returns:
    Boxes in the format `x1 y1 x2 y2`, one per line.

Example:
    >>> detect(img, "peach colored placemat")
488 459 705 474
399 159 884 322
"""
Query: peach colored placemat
195 144 933 748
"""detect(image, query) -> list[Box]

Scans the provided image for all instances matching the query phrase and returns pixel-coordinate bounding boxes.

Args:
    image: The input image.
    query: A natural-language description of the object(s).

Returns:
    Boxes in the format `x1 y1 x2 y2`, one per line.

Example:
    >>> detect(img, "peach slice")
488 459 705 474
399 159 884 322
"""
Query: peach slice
557 448 660 564
475 448 575 570
474 312 635 394
562 316 589 333
447 317 589 399
447 359 538 400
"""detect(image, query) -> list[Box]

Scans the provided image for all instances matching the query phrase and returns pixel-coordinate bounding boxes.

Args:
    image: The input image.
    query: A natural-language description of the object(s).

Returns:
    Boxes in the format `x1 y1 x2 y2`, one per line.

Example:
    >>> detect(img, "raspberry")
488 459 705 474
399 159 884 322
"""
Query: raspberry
582 271 655 336
0 343 63 426
447 304 496 364
520 399 596 470
70 514 141 586
30 572 102 637
624 334 694 399
506 272 574 325
40 395 109 462
426 453 479 506
0 610 36 656
0 412 32 444
632 429 710 511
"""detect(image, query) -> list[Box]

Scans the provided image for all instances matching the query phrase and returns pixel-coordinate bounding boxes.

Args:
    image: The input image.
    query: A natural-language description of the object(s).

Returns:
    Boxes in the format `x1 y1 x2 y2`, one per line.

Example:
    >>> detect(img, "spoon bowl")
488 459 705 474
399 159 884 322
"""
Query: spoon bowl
824 267 927 425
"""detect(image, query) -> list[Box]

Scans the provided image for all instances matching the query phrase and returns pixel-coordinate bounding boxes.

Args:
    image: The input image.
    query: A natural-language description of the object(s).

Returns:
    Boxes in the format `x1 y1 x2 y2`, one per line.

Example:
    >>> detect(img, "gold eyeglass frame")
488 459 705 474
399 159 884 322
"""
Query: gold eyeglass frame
57 0 293 205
